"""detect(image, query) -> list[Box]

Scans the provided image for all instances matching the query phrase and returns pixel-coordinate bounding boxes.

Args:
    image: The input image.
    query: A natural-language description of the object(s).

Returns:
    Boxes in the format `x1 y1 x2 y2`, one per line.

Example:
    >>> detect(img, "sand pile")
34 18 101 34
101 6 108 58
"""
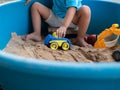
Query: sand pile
3 33 118 63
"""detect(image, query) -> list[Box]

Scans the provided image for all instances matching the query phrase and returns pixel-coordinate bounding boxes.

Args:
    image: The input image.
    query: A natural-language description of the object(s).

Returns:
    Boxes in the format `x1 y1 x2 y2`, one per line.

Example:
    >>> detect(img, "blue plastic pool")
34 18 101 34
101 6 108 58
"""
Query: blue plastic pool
0 0 120 90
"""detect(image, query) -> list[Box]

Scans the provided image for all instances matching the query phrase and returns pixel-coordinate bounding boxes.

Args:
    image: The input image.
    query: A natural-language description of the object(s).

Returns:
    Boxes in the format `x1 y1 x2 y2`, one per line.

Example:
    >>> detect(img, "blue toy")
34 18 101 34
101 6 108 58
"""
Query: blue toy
44 32 72 50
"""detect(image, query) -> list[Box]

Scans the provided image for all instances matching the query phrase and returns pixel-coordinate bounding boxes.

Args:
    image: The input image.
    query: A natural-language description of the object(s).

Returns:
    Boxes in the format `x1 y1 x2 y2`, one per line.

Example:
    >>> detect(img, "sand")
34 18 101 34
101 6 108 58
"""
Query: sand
3 33 119 63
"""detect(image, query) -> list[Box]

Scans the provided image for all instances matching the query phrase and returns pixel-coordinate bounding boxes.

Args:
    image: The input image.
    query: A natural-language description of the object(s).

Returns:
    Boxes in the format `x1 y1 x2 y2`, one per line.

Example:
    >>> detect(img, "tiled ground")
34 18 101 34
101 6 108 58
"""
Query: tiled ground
0 0 14 3
113 0 120 1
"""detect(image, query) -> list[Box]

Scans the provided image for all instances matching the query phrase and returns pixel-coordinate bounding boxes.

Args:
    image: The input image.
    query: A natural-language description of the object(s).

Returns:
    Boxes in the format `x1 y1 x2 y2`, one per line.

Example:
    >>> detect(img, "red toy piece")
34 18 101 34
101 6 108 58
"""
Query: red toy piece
86 34 97 46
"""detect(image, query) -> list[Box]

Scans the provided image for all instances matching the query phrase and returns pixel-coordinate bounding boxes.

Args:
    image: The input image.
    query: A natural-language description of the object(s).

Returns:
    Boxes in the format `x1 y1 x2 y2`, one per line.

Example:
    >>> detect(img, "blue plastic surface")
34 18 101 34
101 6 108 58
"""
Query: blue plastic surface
0 0 120 90
44 34 72 49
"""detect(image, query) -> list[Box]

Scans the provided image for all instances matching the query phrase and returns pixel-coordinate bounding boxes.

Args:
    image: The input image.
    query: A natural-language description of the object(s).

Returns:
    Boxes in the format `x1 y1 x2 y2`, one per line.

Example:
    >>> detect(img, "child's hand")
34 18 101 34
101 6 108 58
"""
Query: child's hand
25 0 31 5
56 26 67 38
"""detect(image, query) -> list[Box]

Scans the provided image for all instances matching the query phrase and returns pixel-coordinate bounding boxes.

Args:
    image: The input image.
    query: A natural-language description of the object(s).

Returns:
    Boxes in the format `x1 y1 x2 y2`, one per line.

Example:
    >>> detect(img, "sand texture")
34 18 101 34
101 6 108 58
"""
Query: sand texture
3 33 119 63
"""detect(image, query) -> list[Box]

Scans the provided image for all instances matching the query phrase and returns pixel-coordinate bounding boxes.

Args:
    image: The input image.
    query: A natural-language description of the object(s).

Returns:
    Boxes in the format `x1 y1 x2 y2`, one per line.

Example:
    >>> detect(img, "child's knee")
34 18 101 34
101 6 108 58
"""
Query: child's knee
79 5 91 16
31 2 42 10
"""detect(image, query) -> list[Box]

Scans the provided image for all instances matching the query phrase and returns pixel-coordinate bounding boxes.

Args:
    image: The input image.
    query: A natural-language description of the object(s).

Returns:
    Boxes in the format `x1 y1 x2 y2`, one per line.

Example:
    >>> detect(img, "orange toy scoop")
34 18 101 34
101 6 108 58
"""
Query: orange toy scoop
94 24 120 48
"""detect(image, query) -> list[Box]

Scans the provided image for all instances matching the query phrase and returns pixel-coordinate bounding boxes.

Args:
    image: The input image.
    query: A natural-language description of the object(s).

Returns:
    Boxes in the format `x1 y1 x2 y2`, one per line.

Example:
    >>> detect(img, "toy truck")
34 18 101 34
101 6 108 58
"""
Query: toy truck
44 32 72 50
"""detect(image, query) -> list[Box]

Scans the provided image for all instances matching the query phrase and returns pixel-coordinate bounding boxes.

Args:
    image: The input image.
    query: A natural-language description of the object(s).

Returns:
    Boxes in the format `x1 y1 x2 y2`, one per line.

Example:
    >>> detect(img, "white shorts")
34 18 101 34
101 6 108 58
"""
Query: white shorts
45 10 78 30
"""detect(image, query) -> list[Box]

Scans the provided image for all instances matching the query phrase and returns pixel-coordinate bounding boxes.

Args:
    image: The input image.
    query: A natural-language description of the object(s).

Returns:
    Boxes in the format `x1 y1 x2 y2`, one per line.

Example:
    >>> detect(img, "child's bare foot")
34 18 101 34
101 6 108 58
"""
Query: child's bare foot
71 38 93 48
21 32 42 42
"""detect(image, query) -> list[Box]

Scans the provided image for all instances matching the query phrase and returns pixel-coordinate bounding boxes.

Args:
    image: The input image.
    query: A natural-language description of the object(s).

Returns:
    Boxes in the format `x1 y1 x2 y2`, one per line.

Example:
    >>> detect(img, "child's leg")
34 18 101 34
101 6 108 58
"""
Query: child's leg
72 5 91 47
22 2 50 41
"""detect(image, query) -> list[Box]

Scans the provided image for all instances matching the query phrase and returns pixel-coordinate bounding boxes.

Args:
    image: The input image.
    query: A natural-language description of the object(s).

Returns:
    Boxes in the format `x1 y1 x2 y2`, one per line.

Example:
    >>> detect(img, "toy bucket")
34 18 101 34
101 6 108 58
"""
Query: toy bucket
105 34 119 48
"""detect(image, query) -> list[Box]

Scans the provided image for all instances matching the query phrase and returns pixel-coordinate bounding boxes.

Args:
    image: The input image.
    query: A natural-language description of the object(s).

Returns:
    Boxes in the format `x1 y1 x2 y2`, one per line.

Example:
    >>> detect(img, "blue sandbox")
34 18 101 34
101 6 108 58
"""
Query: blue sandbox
0 0 120 90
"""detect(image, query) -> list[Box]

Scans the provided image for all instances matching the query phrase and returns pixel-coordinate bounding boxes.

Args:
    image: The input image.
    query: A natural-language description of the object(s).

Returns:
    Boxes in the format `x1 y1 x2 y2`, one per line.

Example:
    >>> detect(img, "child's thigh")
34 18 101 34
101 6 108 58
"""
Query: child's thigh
45 10 63 27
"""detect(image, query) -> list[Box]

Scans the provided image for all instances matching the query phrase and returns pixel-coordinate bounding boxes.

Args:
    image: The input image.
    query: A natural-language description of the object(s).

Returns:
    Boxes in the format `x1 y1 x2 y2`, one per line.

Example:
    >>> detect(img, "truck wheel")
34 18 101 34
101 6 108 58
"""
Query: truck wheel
62 42 70 50
50 42 59 50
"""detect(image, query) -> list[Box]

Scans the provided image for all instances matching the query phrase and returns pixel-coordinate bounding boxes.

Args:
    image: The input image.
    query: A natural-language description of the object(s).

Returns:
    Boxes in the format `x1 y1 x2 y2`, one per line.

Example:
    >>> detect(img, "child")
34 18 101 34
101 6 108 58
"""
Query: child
23 0 91 47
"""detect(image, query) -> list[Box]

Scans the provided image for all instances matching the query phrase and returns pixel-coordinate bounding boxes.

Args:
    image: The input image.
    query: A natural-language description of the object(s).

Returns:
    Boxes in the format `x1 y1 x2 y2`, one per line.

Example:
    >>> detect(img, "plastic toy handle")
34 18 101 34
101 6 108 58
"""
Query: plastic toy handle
52 32 58 38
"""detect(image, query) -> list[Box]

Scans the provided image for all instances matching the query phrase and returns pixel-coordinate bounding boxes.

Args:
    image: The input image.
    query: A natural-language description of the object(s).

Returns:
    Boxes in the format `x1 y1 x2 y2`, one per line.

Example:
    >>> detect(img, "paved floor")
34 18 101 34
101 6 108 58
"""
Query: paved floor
0 0 14 3
111 0 120 2
113 0 120 1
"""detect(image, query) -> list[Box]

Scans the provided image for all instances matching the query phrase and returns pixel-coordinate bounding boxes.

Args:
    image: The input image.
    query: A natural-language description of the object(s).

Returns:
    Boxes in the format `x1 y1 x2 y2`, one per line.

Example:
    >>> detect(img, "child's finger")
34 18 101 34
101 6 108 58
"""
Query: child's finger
57 32 61 38
63 31 66 37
